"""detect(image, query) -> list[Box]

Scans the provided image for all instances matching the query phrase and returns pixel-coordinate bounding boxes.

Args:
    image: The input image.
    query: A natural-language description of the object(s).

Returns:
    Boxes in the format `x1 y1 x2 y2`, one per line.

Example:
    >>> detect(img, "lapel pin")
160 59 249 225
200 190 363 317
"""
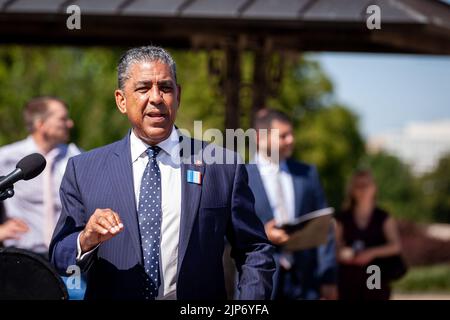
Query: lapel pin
187 169 202 185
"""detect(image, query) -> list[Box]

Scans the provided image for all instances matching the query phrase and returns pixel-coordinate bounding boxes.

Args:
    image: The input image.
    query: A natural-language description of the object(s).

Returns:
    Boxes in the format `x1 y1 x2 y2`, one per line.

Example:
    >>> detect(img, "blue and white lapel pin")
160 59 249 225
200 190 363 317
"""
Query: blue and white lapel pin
187 169 202 185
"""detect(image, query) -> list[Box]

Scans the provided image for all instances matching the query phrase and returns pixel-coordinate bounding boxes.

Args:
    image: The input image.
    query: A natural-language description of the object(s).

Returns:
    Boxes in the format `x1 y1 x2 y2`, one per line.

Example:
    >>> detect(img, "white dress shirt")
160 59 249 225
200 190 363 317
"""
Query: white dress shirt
77 127 181 300
254 153 295 224
0 136 81 253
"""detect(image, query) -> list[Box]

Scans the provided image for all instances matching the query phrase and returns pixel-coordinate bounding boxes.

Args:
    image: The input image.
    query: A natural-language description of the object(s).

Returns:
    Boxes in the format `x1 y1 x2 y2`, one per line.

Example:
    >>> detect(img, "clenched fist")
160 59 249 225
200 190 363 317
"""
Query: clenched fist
79 208 124 253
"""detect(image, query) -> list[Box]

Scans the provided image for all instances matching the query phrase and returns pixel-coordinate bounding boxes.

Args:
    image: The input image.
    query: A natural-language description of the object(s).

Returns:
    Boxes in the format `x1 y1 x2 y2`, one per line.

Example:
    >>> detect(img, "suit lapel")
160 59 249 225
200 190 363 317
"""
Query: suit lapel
248 164 274 223
293 175 304 218
177 137 205 273
287 160 305 218
108 133 142 263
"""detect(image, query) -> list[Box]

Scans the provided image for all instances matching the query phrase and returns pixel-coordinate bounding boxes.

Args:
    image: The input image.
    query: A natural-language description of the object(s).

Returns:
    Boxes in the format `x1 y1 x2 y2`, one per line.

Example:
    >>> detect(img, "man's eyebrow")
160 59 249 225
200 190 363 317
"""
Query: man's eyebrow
157 80 174 86
134 79 174 88
134 80 152 87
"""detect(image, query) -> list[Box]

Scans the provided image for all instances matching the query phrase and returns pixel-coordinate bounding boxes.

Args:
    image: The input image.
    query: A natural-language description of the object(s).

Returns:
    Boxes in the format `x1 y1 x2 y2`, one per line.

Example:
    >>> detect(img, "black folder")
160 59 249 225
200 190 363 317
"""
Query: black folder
276 207 334 251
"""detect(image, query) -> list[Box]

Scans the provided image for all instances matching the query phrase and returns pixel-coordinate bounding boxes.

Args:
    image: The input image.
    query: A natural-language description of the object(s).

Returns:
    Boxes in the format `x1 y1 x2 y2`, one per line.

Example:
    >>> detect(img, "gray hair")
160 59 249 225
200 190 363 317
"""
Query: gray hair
117 46 177 90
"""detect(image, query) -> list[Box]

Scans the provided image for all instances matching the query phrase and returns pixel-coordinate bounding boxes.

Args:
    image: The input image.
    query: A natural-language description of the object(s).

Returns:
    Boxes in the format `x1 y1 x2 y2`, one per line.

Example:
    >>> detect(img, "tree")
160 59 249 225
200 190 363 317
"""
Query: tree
0 45 126 149
0 47 227 148
265 54 334 123
359 152 431 221
421 153 450 223
294 105 365 209
0 46 366 214
170 50 225 133
264 55 365 209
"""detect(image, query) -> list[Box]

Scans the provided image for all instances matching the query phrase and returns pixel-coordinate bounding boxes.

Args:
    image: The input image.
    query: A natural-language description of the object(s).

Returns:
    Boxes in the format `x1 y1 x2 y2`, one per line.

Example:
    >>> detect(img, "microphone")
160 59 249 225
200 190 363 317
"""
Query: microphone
0 153 47 193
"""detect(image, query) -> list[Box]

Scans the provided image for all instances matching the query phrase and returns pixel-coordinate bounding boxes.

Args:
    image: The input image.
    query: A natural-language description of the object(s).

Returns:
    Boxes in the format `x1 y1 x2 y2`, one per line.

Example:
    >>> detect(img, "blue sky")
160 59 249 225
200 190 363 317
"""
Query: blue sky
312 52 450 138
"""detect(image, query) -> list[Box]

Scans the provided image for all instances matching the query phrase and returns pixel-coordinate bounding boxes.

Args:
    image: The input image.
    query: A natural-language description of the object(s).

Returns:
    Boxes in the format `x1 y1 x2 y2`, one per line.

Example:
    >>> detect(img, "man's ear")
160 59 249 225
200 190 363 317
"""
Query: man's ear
34 117 47 132
115 89 127 114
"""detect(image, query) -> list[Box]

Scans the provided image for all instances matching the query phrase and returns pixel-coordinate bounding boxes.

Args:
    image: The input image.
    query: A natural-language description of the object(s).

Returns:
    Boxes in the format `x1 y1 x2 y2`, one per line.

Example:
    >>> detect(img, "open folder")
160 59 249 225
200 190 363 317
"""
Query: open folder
276 207 335 251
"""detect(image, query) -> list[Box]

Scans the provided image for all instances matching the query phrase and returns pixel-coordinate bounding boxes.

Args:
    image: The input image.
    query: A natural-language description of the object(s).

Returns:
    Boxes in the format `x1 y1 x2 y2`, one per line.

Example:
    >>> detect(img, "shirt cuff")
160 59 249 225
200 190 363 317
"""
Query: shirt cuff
76 232 99 261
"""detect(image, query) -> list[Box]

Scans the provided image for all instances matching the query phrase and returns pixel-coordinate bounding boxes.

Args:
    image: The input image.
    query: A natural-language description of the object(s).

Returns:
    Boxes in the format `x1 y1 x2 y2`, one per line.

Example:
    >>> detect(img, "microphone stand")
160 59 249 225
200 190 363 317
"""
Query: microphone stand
0 176 14 201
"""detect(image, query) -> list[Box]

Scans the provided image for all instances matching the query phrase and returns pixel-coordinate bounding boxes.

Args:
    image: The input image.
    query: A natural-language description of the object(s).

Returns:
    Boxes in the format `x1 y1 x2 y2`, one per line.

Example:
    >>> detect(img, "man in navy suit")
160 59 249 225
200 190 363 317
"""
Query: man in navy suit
247 109 337 300
49 46 275 300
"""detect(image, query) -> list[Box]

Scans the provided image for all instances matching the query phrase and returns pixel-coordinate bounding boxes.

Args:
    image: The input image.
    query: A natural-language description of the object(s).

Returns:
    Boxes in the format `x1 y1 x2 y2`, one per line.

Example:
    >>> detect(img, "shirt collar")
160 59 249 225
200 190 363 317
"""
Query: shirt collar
130 126 180 163
26 135 64 160
253 152 289 174
25 135 40 153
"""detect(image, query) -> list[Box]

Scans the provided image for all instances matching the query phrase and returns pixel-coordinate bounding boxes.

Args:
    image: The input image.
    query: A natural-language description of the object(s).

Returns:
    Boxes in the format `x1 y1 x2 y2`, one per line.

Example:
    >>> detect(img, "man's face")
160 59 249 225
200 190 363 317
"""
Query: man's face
41 100 73 145
269 119 295 161
115 60 180 145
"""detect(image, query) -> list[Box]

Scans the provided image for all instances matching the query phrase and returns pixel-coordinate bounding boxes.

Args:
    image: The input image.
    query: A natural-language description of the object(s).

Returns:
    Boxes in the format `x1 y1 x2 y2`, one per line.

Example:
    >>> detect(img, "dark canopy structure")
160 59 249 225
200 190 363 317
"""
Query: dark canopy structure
1 0 450 127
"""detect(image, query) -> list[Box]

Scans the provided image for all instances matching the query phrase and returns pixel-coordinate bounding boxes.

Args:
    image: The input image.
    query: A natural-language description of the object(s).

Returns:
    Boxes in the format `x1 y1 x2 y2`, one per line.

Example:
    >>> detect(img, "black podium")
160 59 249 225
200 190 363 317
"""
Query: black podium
0 247 68 300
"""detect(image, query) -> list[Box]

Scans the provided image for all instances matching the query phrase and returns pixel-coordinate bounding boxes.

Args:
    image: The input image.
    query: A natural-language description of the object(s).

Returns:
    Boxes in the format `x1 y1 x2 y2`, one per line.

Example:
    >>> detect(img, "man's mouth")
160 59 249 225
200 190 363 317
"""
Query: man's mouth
145 111 167 121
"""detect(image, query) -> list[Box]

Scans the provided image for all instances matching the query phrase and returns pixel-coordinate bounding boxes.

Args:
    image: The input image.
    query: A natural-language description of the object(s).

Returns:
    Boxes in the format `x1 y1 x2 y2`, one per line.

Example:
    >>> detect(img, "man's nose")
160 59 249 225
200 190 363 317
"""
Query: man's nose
285 134 295 145
149 86 163 105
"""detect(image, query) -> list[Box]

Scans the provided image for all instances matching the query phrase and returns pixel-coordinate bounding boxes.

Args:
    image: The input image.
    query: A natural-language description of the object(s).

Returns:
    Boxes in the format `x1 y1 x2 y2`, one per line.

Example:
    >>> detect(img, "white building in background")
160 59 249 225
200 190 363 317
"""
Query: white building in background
368 119 450 175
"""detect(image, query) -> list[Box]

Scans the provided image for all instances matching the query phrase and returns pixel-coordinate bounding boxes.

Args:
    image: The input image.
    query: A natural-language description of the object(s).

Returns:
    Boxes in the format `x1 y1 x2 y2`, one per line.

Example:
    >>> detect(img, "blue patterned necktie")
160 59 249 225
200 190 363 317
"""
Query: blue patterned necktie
138 145 162 299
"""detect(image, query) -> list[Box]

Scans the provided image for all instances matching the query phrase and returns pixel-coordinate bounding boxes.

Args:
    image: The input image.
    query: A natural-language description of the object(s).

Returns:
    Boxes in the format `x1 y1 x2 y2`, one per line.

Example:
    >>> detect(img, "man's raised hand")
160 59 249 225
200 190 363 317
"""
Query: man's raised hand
79 208 124 253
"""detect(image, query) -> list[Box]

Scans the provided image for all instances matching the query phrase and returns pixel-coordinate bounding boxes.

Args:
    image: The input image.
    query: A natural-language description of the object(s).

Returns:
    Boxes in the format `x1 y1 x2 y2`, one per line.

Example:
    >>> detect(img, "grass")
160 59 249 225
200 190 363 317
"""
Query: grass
393 264 450 293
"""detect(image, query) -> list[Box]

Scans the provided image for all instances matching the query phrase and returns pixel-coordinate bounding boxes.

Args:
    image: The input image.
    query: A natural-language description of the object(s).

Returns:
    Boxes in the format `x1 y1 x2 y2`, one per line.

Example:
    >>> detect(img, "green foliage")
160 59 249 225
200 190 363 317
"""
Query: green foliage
266 55 334 120
0 46 230 148
0 45 127 150
0 45 366 216
393 264 450 293
294 105 365 209
1 46 446 225
359 152 431 221
265 55 364 209
421 153 450 223
171 50 225 135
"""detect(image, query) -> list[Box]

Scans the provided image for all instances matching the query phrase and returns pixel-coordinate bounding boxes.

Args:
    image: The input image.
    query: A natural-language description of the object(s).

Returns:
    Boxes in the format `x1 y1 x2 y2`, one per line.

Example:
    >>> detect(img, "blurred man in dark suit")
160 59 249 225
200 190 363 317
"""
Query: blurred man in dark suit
247 108 338 300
